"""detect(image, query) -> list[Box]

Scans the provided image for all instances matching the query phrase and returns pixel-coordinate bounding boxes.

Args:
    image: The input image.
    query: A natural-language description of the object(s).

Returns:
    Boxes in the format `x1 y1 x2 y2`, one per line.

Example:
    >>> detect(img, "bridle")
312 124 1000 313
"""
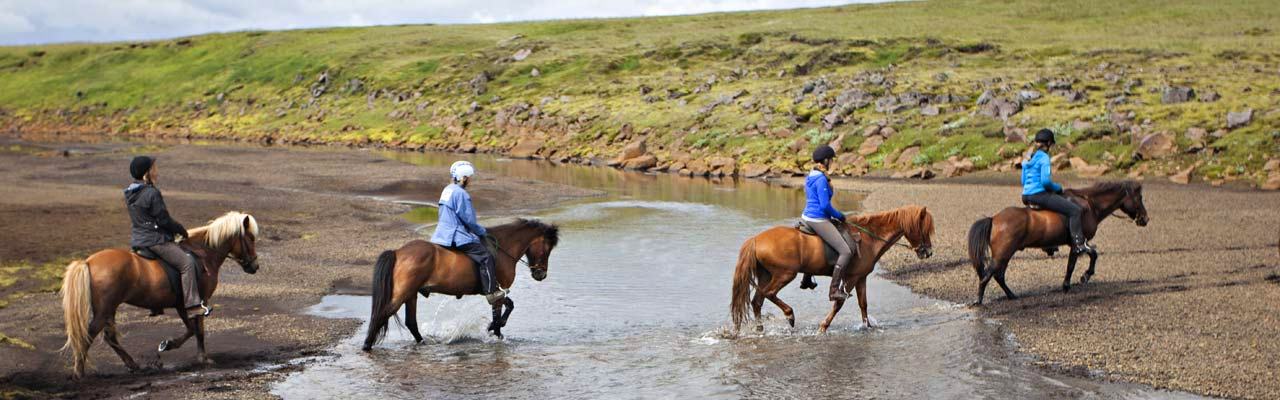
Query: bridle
233 232 257 267
844 220 919 250
493 240 546 274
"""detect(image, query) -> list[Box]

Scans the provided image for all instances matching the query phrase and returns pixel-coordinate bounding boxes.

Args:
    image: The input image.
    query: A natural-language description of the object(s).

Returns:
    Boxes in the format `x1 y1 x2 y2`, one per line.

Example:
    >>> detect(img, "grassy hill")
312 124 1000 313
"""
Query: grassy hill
1 0 1278 185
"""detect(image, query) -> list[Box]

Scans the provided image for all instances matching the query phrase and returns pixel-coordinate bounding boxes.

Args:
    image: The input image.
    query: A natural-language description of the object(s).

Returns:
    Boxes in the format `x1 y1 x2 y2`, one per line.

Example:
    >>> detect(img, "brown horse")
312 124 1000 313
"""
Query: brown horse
362 219 560 351
967 181 1149 304
61 211 260 378
730 205 935 334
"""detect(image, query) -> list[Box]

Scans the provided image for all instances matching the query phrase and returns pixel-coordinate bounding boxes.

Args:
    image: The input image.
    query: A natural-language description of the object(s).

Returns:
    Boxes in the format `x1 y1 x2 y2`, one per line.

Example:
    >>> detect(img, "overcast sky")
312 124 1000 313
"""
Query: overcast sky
0 0 886 46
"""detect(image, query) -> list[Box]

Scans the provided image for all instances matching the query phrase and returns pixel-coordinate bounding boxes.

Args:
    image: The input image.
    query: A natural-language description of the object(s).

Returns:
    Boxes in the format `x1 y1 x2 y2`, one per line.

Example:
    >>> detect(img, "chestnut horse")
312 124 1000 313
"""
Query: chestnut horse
363 219 560 351
967 181 1149 304
61 211 260 378
730 205 935 333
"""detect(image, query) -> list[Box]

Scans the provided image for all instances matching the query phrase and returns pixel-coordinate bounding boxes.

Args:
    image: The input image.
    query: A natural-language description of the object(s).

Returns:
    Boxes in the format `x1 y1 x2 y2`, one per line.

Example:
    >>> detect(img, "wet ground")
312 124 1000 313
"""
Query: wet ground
272 151 1207 399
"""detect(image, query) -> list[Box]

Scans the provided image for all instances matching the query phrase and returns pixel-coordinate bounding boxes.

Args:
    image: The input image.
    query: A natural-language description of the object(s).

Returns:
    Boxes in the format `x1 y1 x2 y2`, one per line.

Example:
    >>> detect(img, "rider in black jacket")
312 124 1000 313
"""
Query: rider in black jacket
124 156 209 316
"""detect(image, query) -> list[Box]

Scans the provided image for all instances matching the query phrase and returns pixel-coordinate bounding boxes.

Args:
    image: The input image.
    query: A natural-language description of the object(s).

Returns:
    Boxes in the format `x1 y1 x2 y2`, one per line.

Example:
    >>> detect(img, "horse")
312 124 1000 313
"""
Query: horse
362 218 560 351
967 181 1149 304
730 205 935 334
60 211 260 378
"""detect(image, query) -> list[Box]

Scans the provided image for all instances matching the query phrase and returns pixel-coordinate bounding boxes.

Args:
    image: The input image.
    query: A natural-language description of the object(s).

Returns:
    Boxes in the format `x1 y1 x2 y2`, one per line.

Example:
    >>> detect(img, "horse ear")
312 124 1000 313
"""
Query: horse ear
243 216 252 231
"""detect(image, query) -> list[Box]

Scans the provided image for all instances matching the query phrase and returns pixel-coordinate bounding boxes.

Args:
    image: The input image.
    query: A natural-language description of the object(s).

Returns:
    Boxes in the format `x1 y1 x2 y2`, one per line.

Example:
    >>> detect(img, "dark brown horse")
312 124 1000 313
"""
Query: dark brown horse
61 212 260 378
968 181 1149 304
730 205 935 334
363 219 560 351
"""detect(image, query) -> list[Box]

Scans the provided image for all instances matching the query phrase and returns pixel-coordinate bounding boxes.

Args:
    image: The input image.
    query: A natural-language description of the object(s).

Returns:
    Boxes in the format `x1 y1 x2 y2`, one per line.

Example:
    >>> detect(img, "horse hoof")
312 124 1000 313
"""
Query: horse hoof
1062 284 1071 292
361 345 373 352
157 340 171 352
754 325 764 333
787 318 795 328
1080 275 1092 284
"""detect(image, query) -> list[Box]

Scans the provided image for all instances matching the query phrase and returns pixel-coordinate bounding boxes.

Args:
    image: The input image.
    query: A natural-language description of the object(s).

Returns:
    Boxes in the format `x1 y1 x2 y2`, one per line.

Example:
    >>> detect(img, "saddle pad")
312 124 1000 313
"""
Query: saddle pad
794 221 858 266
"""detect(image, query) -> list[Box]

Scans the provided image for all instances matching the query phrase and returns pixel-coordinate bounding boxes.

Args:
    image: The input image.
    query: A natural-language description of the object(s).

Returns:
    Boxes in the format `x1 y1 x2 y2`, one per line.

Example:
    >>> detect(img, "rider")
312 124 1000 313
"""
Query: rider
803 145 855 301
430 161 506 305
1022 128 1095 255
124 156 210 316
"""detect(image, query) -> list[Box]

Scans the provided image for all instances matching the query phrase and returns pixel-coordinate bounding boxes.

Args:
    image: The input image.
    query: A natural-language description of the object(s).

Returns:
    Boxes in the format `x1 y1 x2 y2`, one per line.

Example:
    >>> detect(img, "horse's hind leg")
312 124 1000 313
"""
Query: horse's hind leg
103 321 139 371
1080 252 1099 284
1062 252 1081 292
405 293 424 343
750 267 771 332
993 261 1017 300
762 271 798 328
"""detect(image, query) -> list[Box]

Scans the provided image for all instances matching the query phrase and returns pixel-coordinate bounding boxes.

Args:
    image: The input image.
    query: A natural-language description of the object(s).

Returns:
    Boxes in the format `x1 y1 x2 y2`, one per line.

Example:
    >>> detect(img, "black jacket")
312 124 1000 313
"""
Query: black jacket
124 182 188 248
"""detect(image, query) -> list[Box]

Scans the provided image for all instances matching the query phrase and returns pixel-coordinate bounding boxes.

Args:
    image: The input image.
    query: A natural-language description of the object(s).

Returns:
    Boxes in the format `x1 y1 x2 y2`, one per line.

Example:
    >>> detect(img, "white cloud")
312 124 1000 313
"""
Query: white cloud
0 0 884 45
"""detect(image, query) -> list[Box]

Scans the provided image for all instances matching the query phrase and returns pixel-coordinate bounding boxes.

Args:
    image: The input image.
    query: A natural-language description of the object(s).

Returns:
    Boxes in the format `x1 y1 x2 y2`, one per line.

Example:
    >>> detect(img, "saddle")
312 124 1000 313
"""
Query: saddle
795 220 860 266
443 236 503 296
1019 200 1061 256
133 244 204 315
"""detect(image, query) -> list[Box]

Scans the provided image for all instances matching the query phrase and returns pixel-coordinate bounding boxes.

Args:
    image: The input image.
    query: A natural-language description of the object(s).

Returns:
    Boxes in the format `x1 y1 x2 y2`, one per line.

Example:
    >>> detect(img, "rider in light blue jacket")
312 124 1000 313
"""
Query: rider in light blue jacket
802 145 855 301
1021 128 1094 255
430 161 504 304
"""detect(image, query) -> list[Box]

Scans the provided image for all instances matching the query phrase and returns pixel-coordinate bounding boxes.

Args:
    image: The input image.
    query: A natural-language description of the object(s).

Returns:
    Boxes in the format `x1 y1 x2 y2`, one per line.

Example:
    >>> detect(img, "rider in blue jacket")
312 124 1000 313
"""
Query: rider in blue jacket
431 161 505 305
1022 129 1094 255
803 145 855 301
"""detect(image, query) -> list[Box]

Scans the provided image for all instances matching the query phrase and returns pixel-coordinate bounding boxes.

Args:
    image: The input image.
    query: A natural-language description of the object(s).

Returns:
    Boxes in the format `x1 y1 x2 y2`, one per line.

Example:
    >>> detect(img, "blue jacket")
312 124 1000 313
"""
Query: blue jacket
802 170 846 221
430 183 487 247
1021 150 1062 195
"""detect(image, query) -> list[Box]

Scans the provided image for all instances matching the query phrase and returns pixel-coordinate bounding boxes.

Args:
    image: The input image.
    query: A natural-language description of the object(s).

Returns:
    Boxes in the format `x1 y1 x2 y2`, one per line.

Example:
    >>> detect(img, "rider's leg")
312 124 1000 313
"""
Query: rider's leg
150 242 208 315
1026 192 1091 253
804 218 852 301
458 242 504 304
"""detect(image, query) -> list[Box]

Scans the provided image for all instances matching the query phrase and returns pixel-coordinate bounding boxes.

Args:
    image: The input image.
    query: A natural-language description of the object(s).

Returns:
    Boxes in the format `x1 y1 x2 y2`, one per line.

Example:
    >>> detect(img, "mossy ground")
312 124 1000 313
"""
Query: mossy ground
0 0 1277 183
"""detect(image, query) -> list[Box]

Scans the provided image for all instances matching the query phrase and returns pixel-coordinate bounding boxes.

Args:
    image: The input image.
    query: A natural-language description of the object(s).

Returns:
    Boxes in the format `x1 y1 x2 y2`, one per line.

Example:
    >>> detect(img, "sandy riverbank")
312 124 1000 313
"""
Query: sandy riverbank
0 138 596 398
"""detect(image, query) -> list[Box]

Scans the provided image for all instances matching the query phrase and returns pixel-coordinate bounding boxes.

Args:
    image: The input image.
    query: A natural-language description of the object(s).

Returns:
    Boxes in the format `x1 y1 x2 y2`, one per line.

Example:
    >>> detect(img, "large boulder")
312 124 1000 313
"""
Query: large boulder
509 138 544 158
858 135 884 156
742 163 771 178
942 157 975 178
862 125 881 137
1169 163 1199 185
891 167 935 180
979 98 1022 119
621 154 658 170
1161 86 1195 104
1069 157 1110 178
896 146 921 168
1135 132 1176 160
686 159 711 177
1226 109 1253 129
707 156 737 176
617 140 646 162
1262 172 1280 191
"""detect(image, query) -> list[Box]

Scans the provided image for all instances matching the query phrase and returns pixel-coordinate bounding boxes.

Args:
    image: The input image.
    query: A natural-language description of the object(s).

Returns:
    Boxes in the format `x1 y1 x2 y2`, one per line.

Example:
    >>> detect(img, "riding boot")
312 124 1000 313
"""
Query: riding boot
829 263 849 301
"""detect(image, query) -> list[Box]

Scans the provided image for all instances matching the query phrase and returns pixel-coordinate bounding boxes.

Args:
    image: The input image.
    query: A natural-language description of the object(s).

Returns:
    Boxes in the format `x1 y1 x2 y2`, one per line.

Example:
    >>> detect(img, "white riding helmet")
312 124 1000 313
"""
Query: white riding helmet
450 160 475 182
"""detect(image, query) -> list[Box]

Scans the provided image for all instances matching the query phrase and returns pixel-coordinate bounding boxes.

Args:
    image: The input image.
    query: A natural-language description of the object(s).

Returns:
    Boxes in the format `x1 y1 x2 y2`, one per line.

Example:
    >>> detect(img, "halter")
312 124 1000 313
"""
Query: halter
233 231 257 267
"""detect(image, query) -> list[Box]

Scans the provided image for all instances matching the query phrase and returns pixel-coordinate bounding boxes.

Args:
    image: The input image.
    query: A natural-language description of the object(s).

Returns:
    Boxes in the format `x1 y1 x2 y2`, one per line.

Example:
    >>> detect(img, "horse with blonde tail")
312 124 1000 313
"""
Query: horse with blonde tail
730 205 934 334
61 211 261 378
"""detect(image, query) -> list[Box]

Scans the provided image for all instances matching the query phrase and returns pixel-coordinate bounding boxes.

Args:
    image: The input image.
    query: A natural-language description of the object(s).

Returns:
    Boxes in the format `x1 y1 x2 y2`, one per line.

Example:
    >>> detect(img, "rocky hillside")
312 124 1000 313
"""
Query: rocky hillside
1 0 1278 187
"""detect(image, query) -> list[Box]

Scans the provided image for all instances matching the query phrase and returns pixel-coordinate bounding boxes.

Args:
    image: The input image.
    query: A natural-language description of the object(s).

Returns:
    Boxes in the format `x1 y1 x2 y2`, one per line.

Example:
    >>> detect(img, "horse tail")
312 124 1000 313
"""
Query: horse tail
730 238 758 332
363 250 397 351
968 217 994 280
60 259 92 377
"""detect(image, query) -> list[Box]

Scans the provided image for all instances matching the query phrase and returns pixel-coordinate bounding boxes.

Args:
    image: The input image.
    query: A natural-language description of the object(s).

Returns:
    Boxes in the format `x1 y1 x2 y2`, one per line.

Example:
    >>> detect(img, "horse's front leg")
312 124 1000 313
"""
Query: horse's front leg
195 316 212 365
158 313 196 352
487 298 512 339
1080 251 1099 284
854 276 872 328
1063 251 1081 292
817 299 845 334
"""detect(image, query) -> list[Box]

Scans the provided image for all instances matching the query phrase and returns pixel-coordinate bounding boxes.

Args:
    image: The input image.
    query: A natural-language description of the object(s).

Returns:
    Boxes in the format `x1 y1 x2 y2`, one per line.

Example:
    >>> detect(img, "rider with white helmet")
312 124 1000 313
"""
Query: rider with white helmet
430 160 506 304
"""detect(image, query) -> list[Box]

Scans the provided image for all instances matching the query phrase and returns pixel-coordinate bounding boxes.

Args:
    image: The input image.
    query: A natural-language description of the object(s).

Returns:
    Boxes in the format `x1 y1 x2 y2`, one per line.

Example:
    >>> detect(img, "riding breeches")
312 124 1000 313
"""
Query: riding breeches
803 218 853 271
149 242 201 308
1023 192 1086 244
456 242 498 294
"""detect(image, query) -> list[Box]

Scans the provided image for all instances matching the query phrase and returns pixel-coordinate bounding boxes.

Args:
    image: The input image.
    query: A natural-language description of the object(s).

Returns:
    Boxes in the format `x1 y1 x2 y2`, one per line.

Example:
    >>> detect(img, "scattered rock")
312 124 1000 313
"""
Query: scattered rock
942 157 975 178
1169 163 1199 185
976 90 994 105
789 138 809 153
859 135 884 156
1264 159 1279 172
862 125 881 137
1127 163 1150 179
1199 90 1220 102
1005 127 1027 143
469 72 490 95
742 164 771 178
880 126 897 138
1071 120 1093 131
530 68 540 77
1161 86 1195 104
1017 90 1042 102
1185 127 1208 142
1056 90 1087 103
892 167 935 180
511 48 532 61
621 154 658 170
979 98 1022 119
509 138 544 158
921 105 940 116
1226 109 1253 129
933 72 949 82
616 140 647 162
707 156 737 176
1069 157 1110 177
896 146 921 168
1135 132 1176 160
1262 173 1280 190
458 143 477 153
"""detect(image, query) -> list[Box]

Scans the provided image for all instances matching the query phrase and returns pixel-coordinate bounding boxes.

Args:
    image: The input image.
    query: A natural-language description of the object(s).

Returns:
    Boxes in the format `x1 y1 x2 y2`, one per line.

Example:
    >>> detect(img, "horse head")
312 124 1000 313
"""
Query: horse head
1118 182 1149 226
197 212 260 274
903 205 935 259
230 214 261 274
520 219 559 281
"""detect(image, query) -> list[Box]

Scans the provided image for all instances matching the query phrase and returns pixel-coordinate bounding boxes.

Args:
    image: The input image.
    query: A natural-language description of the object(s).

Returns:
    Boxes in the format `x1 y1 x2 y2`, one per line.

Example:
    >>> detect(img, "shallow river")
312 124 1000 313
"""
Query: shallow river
271 151 1202 399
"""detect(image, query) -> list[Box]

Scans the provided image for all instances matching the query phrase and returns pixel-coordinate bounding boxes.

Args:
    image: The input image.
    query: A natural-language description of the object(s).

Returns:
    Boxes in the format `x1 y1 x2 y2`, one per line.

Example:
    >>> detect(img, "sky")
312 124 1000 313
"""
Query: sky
0 0 884 46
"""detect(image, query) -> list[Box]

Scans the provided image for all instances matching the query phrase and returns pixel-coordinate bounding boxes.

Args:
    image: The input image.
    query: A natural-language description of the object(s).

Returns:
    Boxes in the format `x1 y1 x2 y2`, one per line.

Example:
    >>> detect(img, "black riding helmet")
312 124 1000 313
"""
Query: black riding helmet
1033 129 1056 145
812 145 836 163
130 156 154 180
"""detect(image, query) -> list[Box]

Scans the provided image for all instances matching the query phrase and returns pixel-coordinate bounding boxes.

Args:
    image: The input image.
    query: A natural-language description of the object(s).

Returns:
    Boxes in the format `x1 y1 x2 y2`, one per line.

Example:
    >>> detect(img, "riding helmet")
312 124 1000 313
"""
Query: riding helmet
450 160 476 181
812 145 836 163
129 156 154 180
1033 129 1056 145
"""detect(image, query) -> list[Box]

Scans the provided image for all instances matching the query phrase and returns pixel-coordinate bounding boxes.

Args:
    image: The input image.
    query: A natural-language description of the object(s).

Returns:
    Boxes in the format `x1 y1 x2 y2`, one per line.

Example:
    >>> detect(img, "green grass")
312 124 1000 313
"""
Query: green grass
401 206 440 224
0 0 1277 181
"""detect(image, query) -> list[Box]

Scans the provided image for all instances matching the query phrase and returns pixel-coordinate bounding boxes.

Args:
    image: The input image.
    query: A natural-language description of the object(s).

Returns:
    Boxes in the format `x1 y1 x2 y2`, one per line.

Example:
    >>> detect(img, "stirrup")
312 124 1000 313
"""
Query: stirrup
188 302 212 317
484 288 508 305
1071 242 1096 255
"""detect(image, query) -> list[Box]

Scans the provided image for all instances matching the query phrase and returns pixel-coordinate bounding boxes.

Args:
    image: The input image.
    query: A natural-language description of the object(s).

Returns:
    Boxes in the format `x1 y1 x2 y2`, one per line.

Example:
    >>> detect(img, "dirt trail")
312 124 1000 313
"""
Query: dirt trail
822 173 1280 400
0 139 595 398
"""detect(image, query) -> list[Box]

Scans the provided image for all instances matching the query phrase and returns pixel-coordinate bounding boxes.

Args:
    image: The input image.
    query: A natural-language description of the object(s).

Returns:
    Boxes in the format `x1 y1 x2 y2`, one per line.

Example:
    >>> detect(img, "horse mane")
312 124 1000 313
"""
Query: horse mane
1064 180 1141 198
487 218 560 249
188 211 259 249
847 205 933 240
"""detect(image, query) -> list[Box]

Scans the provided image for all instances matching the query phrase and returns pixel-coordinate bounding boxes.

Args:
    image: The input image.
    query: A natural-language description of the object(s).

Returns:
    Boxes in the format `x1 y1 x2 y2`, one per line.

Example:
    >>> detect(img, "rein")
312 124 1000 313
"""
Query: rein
491 237 541 270
843 220 914 250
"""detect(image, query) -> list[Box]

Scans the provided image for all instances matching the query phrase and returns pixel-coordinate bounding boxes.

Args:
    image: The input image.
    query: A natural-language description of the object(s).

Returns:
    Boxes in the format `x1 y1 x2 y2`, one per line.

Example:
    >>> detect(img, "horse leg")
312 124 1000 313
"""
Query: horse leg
158 313 196 352
1062 252 1081 292
1080 251 1099 284
499 297 514 327
487 300 509 339
762 271 798 328
194 316 212 365
405 293 424 343
854 277 872 328
817 299 845 334
976 266 995 305
74 312 110 377
750 267 771 332
994 268 1016 300
103 321 139 372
